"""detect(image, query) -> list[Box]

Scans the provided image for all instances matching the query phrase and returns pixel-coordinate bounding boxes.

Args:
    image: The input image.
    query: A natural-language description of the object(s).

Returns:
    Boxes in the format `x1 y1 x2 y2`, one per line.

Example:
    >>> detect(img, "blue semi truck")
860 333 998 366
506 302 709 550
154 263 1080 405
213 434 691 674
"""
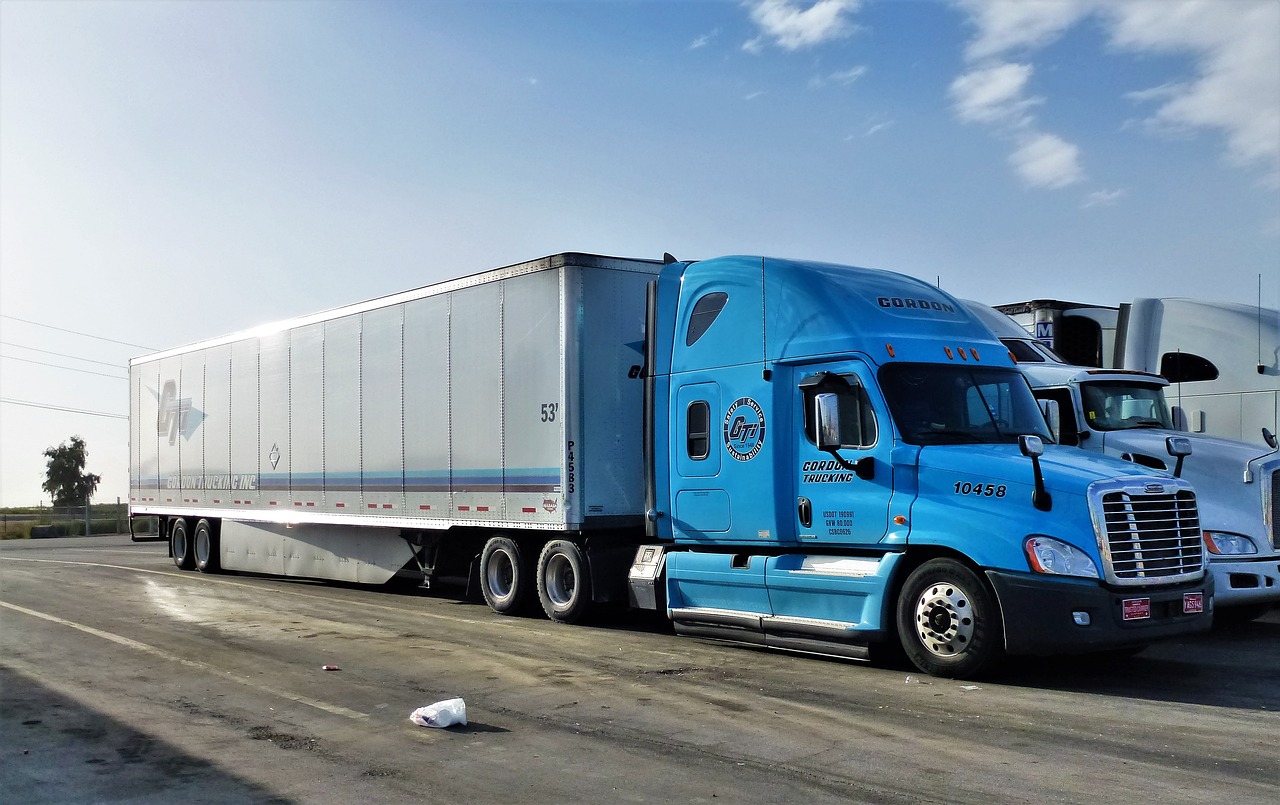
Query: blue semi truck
131 253 1212 678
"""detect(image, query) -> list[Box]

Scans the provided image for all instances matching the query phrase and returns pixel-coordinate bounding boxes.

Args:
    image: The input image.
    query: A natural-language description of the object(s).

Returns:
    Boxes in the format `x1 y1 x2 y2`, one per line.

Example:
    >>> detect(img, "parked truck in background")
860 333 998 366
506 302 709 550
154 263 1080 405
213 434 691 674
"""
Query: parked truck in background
131 253 1212 679
994 297 1279 446
967 301 1280 622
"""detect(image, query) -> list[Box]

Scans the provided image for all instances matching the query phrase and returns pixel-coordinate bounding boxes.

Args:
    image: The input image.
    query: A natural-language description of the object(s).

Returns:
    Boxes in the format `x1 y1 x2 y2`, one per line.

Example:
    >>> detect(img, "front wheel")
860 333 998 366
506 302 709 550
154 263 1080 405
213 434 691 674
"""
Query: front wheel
896 558 1003 679
536 540 592 624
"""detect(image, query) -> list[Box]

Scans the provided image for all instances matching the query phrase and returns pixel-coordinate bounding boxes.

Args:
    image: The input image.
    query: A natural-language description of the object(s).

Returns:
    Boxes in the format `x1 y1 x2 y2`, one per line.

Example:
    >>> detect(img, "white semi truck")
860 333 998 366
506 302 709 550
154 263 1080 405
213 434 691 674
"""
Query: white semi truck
967 302 1280 621
131 253 1214 678
994 297 1279 446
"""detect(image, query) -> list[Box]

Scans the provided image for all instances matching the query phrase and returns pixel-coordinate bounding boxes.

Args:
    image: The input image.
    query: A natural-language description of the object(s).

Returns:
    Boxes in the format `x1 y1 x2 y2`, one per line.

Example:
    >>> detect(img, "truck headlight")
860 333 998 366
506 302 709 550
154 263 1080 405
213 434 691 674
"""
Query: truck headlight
1202 531 1258 555
1025 536 1100 579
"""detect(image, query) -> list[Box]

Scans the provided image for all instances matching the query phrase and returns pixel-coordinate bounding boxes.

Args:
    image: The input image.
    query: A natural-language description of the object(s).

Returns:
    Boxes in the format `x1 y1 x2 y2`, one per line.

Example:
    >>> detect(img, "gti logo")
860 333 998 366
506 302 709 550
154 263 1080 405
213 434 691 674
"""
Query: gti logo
153 380 204 446
723 397 766 462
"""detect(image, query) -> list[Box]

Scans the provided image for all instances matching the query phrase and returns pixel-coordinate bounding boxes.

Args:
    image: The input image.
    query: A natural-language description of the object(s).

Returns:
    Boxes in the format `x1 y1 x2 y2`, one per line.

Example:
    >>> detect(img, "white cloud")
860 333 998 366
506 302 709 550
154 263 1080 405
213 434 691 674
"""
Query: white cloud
949 62 1037 126
1106 1 1280 186
810 65 867 88
689 30 718 50
953 0 1280 188
1009 133 1083 189
1082 188 1127 208
954 0 1091 61
743 0 862 53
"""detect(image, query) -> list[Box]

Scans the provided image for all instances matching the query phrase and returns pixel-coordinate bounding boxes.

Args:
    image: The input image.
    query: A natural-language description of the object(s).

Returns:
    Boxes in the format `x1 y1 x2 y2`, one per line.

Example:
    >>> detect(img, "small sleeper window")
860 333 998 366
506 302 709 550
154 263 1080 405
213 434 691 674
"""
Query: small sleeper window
686 292 728 346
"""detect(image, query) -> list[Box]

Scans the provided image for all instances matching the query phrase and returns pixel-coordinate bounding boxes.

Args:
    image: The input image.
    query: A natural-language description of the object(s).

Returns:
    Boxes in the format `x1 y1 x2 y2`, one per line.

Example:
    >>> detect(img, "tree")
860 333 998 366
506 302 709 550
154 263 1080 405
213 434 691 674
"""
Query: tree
42 436 101 507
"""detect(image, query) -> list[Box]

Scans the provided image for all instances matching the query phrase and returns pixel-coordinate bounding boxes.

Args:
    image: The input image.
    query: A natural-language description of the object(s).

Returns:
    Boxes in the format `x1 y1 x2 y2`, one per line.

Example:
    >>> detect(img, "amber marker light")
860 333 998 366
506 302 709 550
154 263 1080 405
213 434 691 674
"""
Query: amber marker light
893 515 907 526
885 343 896 357
970 348 980 361
944 346 954 359
1201 530 1221 555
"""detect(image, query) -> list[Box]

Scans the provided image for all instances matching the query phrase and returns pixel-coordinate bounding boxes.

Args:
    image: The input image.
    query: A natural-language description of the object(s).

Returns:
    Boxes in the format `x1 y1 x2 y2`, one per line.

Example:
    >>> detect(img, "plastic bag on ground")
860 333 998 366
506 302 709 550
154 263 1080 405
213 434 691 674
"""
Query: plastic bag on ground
409 698 467 729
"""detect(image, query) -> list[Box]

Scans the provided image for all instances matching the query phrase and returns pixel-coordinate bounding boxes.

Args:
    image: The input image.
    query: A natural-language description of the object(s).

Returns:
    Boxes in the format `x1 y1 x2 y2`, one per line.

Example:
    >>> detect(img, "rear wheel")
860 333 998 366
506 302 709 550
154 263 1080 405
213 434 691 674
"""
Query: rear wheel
170 519 195 570
193 519 220 573
480 536 530 615
897 558 1003 679
536 540 592 624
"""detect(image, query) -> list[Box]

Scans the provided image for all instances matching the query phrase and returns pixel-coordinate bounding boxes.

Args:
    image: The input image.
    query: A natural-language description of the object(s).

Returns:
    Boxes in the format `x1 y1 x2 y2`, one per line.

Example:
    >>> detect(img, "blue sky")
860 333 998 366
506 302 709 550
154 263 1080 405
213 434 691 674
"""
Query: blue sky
2 0 1277 506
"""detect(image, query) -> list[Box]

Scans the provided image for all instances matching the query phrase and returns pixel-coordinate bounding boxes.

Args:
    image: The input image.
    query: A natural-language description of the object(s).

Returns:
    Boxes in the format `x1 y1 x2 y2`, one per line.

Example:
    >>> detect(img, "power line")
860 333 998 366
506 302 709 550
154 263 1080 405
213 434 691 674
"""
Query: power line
1 354 128 380
0 341 126 368
0 397 128 420
0 314 155 350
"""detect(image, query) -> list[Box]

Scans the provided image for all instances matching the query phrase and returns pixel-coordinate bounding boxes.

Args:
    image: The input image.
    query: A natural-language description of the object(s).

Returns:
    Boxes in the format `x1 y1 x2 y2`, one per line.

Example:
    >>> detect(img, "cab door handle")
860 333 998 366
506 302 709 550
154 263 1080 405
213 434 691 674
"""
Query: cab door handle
797 497 812 529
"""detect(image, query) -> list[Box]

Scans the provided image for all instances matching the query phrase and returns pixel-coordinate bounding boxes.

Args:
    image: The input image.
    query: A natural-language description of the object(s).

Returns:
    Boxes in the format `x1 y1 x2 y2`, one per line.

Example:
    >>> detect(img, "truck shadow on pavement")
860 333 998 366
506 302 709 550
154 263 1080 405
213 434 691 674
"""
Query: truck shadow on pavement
0 666 293 805
997 613 1280 710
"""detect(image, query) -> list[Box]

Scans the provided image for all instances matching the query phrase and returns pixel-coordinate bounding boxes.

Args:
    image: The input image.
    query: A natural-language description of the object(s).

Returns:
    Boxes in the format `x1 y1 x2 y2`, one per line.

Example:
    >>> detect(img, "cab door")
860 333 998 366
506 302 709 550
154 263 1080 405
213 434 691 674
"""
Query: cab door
792 363 893 546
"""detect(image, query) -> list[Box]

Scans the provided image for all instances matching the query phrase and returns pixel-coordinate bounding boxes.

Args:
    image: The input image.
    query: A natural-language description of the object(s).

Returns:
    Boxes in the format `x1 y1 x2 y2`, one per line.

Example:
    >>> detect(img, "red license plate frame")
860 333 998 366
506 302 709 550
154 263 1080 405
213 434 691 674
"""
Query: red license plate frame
1183 592 1204 614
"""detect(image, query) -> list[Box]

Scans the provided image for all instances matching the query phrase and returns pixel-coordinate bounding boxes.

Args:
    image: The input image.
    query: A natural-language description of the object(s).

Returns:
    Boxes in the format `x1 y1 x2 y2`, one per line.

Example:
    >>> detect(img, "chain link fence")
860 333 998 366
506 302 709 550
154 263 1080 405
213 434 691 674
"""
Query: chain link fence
0 502 140 539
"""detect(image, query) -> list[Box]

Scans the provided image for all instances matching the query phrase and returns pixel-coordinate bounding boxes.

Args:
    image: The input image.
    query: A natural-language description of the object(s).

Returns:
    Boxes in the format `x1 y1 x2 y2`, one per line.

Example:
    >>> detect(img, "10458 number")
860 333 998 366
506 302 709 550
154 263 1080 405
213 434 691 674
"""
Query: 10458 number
954 481 1007 497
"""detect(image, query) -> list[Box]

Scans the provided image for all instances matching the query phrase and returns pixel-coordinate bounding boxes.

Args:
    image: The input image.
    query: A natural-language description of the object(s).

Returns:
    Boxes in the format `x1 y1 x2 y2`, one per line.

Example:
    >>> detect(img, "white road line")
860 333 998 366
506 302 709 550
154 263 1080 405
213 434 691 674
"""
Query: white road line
0 599 369 721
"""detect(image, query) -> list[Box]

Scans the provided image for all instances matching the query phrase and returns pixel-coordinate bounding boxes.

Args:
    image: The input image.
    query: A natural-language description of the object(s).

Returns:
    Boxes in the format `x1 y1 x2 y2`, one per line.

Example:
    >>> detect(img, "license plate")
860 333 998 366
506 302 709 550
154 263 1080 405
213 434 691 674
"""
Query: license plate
1183 592 1204 614
1122 598 1151 621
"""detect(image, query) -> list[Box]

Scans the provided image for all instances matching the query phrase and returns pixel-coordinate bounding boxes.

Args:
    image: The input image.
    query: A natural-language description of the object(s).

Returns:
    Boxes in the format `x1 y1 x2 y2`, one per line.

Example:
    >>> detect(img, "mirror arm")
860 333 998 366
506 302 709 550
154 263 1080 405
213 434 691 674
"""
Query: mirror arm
821 449 875 480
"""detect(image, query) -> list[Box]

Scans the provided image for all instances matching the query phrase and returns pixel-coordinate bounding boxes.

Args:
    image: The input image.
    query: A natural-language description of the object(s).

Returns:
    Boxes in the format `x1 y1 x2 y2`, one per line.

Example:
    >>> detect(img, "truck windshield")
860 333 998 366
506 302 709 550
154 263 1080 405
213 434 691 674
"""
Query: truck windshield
1080 381 1173 431
879 363 1052 445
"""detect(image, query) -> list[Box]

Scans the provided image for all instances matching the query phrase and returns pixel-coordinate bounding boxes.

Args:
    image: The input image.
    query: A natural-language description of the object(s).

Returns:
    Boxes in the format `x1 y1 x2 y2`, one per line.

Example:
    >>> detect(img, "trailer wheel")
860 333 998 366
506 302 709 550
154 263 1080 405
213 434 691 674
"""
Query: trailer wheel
536 540 592 624
480 536 530 615
170 518 195 571
193 519 220 574
896 558 1002 679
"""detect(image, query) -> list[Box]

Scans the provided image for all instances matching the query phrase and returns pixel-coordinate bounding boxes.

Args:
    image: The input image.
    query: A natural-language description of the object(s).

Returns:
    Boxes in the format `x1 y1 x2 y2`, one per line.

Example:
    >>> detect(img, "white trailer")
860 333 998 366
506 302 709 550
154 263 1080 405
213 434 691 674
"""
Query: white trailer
130 253 660 596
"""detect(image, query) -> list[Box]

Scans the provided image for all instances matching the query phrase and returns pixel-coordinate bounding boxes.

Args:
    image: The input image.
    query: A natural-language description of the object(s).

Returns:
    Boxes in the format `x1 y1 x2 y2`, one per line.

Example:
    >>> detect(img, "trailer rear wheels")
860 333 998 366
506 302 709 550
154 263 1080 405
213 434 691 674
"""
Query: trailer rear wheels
537 540 592 624
897 558 1002 679
169 519 195 571
480 536 530 615
193 519 220 574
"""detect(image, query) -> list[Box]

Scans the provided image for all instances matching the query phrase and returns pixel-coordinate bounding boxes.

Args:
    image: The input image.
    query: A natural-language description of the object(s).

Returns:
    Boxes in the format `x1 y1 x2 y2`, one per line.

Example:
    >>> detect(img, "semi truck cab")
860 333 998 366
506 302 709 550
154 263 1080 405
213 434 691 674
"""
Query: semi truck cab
637 257 1211 677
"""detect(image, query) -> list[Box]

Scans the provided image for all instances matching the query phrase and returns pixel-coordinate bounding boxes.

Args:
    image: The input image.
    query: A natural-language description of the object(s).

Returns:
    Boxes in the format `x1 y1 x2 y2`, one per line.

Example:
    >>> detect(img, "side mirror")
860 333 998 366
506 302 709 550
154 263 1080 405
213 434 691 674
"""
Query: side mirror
1263 428 1278 450
1165 436 1192 457
1019 435 1051 511
1165 436 1192 478
1038 399 1061 443
815 393 842 452
814 392 874 480
1018 434 1045 458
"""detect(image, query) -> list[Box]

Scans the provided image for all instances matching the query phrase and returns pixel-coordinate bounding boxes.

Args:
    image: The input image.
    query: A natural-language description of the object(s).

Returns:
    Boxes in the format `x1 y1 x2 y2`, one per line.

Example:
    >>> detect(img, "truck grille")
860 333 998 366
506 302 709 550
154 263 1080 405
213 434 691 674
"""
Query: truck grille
1097 488 1202 585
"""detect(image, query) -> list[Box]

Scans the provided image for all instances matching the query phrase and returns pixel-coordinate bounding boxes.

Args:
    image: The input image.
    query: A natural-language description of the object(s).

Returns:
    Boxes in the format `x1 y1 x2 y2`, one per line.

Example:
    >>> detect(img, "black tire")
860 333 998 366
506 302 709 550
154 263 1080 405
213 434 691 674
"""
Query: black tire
896 558 1003 679
170 518 195 571
536 540 592 624
193 519 220 574
480 536 530 615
